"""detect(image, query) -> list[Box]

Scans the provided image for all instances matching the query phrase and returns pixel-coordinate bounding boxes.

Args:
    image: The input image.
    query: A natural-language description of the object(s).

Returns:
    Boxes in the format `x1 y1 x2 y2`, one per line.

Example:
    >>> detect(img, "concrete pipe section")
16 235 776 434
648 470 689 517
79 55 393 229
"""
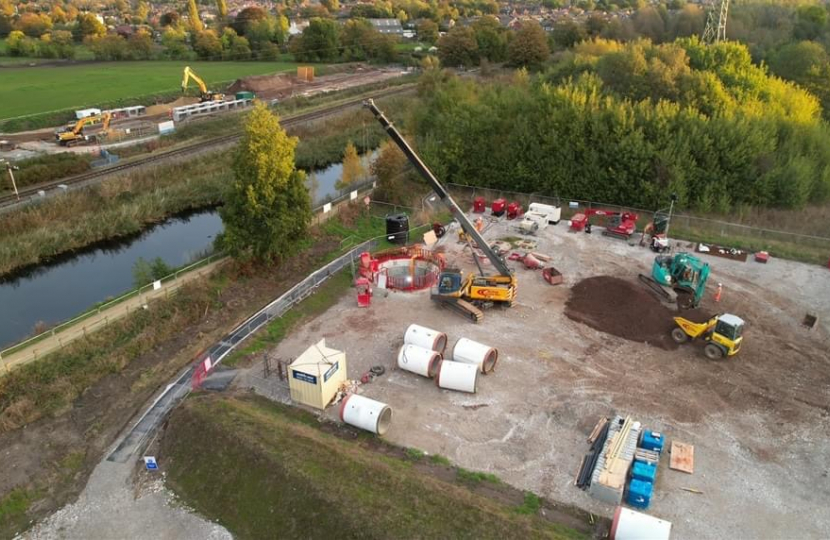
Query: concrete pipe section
339 394 392 436
452 338 498 374
404 323 448 354
435 360 478 393
397 344 442 378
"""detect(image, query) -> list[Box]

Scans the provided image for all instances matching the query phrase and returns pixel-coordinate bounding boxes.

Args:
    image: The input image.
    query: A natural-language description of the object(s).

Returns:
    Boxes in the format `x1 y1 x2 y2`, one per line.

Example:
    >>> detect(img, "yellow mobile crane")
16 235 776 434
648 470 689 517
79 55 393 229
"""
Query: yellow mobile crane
365 99 517 323
55 112 112 146
181 66 225 102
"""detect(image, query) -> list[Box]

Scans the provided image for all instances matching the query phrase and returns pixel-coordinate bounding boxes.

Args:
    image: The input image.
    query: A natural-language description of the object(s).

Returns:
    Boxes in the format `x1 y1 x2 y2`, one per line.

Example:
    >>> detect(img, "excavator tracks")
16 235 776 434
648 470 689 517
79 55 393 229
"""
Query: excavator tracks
431 295 484 323
638 273 675 304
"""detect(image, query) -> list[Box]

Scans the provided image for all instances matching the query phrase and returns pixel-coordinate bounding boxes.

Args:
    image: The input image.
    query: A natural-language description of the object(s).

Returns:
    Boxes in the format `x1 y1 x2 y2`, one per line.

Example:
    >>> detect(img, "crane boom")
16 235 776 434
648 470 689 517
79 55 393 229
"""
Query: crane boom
364 99 513 278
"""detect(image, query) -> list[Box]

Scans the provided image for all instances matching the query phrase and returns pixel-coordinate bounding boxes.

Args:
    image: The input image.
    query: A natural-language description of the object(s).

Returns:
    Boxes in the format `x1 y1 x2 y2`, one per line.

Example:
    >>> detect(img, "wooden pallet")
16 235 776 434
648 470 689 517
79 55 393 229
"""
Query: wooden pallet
670 441 695 474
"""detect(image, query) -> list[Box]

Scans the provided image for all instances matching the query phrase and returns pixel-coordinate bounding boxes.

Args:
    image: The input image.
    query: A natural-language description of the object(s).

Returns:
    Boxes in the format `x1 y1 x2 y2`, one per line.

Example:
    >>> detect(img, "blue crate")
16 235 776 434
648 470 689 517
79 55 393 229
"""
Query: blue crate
627 479 653 509
640 430 665 453
632 460 657 483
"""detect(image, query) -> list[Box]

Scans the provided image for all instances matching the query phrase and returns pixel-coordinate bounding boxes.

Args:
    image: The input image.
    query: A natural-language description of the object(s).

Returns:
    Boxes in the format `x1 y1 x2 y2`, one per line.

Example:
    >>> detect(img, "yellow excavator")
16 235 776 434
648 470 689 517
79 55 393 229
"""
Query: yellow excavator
365 99 517 322
671 313 745 359
55 112 112 146
181 66 225 102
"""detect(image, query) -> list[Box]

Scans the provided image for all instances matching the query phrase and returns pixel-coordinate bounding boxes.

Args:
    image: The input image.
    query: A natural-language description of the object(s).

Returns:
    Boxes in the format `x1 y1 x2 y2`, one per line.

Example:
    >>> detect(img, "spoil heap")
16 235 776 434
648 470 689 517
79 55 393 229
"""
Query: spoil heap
565 276 685 350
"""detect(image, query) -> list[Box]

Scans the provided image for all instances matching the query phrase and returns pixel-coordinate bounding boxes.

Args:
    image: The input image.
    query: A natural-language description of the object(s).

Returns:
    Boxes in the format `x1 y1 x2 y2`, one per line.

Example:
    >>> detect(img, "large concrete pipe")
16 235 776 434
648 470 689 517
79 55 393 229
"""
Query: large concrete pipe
452 338 498 374
435 360 478 393
397 344 442 378
404 324 448 354
610 507 672 540
339 394 392 435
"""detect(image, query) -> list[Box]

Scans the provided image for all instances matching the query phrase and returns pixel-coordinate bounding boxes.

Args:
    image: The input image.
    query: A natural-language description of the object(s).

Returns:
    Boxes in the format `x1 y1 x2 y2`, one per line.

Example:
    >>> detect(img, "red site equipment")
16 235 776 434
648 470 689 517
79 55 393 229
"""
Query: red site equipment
507 201 523 220
473 196 486 213
569 209 639 239
491 198 506 217
355 277 372 307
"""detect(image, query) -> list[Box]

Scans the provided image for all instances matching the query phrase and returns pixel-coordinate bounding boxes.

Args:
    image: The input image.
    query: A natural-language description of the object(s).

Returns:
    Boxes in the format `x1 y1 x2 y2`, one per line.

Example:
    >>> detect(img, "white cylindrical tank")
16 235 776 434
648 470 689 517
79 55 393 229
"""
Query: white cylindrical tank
435 360 478 393
404 324 448 354
397 344 442 378
339 394 392 435
452 338 498 374
611 507 672 540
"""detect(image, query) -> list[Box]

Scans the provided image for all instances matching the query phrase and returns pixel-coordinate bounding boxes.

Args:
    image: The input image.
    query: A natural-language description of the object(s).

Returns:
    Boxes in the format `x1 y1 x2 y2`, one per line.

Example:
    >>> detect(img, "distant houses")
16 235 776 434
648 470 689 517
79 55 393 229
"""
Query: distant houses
368 18 404 36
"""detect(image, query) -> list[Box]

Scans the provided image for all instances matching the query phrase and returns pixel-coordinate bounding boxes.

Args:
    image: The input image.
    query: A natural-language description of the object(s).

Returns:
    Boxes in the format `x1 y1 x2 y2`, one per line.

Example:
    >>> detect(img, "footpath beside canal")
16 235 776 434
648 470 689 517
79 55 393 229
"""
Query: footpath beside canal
0 258 227 375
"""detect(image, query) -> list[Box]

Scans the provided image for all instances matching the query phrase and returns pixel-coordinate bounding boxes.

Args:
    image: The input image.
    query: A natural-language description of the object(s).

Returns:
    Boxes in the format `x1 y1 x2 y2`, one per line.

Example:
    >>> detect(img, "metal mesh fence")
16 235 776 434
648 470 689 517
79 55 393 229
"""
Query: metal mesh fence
447 183 830 264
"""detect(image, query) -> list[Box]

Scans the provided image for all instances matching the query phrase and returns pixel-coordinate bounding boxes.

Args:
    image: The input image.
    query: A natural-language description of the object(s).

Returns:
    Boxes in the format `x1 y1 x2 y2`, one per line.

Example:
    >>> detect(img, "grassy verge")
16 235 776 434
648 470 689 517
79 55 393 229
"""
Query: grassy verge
0 154 230 276
160 394 586 540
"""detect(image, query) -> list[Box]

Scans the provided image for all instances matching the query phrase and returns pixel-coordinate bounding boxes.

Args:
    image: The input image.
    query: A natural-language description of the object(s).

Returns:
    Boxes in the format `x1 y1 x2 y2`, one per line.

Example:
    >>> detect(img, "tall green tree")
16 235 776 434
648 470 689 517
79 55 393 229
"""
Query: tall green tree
508 21 550 68
220 103 312 263
437 26 479 67
416 19 439 44
291 18 340 62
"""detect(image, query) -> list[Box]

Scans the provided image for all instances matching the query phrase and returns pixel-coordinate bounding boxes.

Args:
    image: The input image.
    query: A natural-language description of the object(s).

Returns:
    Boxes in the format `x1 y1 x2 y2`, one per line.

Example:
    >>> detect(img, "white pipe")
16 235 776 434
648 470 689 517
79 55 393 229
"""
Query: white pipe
611 507 672 540
404 324 448 353
452 338 498 374
339 394 392 435
435 360 478 393
397 344 442 378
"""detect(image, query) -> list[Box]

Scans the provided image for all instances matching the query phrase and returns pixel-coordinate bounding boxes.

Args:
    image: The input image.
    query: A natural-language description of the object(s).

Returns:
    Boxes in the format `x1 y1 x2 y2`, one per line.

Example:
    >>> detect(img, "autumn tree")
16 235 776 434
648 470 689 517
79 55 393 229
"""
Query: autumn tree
160 12 180 27
134 1 150 23
508 20 550 68
321 0 340 13
217 0 228 20
416 19 438 43
437 26 479 67
337 141 365 190
220 103 312 263
17 12 52 37
75 13 106 41
371 141 408 202
188 0 203 33
195 29 223 59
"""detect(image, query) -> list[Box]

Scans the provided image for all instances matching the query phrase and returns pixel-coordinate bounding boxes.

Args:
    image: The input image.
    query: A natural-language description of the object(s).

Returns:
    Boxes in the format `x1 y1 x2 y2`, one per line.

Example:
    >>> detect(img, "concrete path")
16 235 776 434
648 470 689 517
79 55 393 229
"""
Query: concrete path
0 259 227 376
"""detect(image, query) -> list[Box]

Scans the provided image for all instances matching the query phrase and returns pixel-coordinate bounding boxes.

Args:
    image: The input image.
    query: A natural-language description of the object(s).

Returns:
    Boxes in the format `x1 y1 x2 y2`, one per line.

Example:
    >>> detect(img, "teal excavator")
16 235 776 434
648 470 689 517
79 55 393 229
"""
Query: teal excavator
639 252 710 309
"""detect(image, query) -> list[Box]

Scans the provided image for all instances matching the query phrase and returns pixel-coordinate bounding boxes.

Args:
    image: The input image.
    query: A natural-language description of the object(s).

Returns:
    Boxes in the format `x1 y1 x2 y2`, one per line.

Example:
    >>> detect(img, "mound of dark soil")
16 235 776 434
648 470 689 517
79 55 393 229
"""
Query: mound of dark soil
565 276 683 350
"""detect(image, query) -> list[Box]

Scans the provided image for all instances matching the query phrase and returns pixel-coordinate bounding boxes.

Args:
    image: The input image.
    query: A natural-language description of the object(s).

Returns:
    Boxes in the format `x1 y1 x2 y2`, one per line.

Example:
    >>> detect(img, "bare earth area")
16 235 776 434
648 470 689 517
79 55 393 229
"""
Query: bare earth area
257 216 830 539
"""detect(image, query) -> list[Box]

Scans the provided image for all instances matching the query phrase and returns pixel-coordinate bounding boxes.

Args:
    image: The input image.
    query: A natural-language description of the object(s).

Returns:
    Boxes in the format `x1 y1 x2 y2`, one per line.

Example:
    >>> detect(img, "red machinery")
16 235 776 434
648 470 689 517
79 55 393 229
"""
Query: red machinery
491 198 506 217
355 277 372 307
473 196 486 213
569 209 639 239
507 201 523 220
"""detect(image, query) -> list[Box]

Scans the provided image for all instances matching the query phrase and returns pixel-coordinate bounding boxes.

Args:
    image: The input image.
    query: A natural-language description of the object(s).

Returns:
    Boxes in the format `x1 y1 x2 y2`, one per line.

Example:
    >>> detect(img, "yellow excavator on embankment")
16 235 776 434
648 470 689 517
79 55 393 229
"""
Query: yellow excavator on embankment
181 66 225 102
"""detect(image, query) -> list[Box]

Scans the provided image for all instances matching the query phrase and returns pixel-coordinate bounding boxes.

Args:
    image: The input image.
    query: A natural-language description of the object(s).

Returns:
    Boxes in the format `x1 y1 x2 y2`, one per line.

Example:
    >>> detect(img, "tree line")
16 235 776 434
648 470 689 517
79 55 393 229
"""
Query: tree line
411 39 830 212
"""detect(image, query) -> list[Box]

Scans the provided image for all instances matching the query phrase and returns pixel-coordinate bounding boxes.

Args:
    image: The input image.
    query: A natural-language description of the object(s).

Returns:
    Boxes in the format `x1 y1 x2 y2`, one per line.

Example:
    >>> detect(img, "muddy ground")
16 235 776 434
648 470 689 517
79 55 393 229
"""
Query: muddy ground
258 216 830 539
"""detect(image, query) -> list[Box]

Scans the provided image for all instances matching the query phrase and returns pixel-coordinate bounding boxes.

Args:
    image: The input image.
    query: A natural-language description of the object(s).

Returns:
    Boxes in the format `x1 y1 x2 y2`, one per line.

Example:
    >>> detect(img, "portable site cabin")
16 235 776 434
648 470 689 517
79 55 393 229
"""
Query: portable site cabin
289 339 347 410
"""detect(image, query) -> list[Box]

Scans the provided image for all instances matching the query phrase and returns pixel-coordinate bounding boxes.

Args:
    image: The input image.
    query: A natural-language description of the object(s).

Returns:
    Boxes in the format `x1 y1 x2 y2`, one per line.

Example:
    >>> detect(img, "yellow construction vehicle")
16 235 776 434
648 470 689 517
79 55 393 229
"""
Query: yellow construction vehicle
55 112 112 146
366 99 516 323
671 313 744 359
181 66 225 102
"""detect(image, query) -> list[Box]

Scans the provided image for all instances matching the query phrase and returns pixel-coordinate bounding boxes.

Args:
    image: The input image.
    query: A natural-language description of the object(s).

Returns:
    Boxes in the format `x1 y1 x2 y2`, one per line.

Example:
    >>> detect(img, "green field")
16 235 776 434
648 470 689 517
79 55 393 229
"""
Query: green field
0 61 298 120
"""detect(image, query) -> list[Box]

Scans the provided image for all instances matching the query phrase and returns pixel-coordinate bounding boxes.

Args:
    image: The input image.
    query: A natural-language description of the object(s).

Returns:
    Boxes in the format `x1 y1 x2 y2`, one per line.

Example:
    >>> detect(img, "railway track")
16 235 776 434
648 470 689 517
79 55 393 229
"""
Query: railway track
0 84 415 213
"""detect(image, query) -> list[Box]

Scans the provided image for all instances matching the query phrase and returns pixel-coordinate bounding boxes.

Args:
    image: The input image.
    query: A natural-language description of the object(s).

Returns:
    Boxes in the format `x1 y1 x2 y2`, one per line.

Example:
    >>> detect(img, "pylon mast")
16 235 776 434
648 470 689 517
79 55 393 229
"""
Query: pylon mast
702 0 729 44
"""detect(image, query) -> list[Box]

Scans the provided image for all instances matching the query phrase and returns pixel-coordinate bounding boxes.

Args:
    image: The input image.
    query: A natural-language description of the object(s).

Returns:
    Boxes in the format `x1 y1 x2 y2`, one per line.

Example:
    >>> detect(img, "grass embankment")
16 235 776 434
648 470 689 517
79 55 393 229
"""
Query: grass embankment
0 61 298 129
7 152 93 191
161 394 586 540
0 154 230 276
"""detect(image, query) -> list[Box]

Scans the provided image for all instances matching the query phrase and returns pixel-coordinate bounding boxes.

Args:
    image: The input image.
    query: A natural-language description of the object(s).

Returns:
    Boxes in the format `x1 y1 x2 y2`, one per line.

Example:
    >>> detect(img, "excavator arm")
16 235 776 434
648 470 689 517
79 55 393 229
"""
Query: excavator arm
181 66 209 95
364 99 513 279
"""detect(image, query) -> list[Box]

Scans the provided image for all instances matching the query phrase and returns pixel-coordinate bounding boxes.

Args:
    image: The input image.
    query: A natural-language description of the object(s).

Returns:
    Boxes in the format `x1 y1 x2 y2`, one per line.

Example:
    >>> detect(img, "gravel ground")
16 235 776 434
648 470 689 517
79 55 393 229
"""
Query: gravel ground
260 216 830 540
20 460 231 540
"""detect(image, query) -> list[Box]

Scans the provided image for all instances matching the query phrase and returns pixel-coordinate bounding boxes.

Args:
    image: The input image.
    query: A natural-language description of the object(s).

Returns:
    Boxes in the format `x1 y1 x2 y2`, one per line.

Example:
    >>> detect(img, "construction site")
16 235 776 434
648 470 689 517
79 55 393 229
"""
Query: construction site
209 103 830 539
5 98 830 540
2 64 407 156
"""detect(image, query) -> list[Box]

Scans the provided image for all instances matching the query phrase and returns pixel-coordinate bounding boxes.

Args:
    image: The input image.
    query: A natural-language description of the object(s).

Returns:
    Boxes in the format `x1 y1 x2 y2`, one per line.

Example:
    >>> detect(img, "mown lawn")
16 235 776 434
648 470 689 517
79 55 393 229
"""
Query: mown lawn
0 61 298 120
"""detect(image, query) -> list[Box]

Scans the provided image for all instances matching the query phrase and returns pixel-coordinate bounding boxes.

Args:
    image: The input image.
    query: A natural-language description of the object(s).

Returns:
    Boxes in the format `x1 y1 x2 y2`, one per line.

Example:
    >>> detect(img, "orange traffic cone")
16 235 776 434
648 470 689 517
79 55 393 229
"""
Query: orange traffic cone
714 283 723 303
